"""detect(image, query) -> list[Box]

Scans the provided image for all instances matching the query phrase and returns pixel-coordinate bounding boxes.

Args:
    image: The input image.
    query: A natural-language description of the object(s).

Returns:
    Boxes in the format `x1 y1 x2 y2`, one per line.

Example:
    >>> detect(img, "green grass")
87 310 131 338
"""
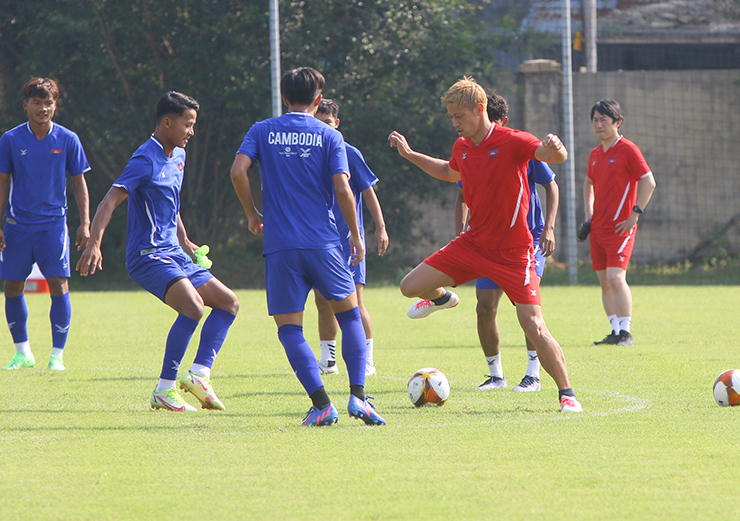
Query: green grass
1 286 739 520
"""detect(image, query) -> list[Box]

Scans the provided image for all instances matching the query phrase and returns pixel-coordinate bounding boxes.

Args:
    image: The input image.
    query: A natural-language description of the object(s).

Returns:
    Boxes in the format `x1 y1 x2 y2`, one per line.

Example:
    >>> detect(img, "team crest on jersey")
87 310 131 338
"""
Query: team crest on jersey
51 149 62 154
177 162 184 170
609 157 617 164
488 148 499 157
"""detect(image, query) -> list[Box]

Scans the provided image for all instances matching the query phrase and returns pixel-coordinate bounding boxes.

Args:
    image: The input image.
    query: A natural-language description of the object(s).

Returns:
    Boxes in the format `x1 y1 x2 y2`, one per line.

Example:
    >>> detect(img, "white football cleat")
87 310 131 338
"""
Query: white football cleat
406 292 459 319
559 395 583 413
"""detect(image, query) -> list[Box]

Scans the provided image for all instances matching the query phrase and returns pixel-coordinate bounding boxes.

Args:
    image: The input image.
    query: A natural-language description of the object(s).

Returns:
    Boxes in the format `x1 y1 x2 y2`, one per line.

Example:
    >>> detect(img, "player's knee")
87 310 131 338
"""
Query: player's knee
399 276 419 298
520 315 546 340
476 300 497 320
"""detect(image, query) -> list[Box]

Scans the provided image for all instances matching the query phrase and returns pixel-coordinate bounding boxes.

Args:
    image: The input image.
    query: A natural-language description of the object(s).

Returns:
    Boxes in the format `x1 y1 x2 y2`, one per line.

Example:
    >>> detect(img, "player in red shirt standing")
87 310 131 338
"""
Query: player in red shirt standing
583 100 656 347
388 77 582 413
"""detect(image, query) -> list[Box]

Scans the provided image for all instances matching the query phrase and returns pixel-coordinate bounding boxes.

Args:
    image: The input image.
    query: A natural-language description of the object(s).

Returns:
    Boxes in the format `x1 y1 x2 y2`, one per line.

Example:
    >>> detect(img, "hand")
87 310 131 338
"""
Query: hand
248 213 264 236
348 233 365 266
374 227 389 256
615 213 638 236
541 133 564 151
76 225 90 251
388 131 412 158
0 229 5 251
539 228 555 257
76 242 103 276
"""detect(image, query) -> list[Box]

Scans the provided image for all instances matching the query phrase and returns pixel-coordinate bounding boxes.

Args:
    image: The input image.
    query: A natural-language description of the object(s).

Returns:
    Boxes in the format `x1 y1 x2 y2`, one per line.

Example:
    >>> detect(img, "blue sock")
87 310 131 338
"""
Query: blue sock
5 294 29 343
50 293 72 349
277 324 323 396
193 309 236 368
160 314 199 380
335 307 366 387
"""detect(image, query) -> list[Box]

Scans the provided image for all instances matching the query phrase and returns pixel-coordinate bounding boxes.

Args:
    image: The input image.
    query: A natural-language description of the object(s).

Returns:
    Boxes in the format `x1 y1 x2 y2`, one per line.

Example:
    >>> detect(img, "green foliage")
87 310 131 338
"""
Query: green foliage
2 286 740 520
1 0 502 286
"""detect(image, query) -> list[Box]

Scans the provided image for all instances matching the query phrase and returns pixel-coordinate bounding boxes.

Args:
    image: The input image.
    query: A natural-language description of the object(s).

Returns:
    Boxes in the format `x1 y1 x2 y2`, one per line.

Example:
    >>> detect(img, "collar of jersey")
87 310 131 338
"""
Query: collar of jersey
464 121 496 147
284 111 314 118
25 121 54 136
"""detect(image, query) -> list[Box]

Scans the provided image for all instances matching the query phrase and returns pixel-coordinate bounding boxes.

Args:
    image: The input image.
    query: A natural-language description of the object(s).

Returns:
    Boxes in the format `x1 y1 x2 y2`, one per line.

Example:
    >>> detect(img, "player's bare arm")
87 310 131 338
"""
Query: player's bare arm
0 172 9 251
540 180 559 257
76 186 128 276
72 173 91 251
583 177 595 222
334 173 364 265
388 131 461 183
534 134 568 164
230 153 263 236
361 186 388 256
615 173 656 235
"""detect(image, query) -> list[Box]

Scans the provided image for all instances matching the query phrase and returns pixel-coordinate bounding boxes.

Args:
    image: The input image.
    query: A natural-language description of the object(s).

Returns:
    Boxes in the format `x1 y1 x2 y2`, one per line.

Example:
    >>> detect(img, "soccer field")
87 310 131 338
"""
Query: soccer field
1 285 739 520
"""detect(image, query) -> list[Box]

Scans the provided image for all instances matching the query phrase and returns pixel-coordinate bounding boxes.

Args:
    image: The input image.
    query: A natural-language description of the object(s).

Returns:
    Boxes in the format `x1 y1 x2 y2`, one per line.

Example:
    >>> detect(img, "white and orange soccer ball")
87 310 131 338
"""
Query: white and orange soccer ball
407 367 450 407
713 369 740 407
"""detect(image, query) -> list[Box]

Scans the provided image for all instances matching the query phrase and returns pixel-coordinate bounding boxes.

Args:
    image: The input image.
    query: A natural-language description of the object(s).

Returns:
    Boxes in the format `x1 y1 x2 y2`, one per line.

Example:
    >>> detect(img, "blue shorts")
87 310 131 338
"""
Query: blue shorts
128 247 213 302
0 222 71 281
265 247 356 315
475 241 546 290
340 237 366 286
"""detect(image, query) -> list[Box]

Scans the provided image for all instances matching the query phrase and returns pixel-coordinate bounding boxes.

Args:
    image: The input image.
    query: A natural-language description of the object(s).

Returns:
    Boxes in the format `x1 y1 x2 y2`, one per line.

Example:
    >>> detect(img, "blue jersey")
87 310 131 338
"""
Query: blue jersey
237 112 349 255
458 159 555 243
112 136 185 267
0 122 90 231
334 142 378 242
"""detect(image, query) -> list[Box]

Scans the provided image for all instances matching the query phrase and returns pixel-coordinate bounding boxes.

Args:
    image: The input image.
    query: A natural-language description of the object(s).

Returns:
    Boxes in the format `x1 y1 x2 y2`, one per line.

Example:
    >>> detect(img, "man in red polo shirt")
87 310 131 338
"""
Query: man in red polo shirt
584 100 656 347
388 77 582 413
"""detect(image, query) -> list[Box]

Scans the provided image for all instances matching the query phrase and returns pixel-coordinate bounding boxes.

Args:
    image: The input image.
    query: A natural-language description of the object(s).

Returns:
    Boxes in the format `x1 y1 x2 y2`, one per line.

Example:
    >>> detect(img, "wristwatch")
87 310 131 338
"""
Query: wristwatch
632 205 643 214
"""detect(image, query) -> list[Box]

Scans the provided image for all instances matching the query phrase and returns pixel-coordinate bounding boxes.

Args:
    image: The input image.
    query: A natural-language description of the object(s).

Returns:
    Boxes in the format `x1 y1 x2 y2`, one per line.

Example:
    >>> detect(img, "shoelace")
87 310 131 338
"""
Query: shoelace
415 299 433 309
519 375 537 386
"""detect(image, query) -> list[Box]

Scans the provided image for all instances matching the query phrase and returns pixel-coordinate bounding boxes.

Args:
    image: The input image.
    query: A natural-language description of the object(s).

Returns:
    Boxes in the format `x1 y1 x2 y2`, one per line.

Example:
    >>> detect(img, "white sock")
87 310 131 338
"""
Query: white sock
51 347 64 359
365 338 374 367
190 363 211 379
485 355 504 378
618 316 631 334
526 350 540 379
15 341 32 357
155 379 176 392
320 340 336 365
608 314 619 334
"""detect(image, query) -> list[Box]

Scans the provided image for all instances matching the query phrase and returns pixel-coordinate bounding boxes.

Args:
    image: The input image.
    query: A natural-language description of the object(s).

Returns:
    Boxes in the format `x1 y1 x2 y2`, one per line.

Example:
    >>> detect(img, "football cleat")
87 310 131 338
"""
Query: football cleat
513 375 540 392
150 388 197 412
301 403 339 426
48 355 66 371
592 332 619 345
179 371 225 410
365 364 377 376
318 360 338 375
3 353 35 370
616 330 634 346
406 291 459 319
348 395 386 425
559 395 583 413
476 375 508 390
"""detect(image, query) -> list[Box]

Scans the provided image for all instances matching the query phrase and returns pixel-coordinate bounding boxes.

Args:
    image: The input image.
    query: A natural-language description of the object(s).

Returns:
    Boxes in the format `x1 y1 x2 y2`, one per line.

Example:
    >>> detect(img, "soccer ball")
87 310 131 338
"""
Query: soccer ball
407 367 450 407
713 369 740 406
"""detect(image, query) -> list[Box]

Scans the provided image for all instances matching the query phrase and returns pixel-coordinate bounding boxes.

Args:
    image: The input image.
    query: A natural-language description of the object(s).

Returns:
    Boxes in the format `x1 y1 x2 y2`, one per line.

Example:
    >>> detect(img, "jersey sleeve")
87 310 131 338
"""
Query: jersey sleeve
529 159 556 185
113 155 150 193
0 134 11 174
328 131 349 177
66 132 91 176
346 145 378 192
237 125 260 163
625 141 652 180
513 130 541 163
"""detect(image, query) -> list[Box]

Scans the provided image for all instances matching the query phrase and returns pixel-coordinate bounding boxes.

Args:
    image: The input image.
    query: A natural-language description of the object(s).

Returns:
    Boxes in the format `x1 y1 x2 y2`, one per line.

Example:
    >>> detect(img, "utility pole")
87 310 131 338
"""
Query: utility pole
269 0 282 117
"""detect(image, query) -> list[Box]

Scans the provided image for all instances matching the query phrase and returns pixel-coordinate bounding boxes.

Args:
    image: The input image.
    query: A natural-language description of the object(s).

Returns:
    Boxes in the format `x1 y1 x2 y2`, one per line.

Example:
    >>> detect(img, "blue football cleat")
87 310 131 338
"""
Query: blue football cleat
301 403 339 426
348 395 386 426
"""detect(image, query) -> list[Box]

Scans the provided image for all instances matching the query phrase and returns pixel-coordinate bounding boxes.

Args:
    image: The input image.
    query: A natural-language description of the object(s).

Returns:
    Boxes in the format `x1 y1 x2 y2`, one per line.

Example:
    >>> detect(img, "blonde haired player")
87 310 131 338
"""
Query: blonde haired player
388 77 582 413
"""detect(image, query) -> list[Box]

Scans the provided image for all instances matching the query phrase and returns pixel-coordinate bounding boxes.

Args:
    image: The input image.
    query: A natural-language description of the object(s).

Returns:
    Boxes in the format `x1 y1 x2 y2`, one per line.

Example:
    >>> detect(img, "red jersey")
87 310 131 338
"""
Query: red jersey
587 136 652 233
449 124 540 251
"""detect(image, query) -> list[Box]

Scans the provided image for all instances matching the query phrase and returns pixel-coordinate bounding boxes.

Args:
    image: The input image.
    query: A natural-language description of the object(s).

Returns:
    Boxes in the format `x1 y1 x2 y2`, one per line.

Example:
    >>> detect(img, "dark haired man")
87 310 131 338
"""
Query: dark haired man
584 100 656 347
231 67 386 426
0 77 91 371
312 98 388 378
453 92 559 392
78 91 239 412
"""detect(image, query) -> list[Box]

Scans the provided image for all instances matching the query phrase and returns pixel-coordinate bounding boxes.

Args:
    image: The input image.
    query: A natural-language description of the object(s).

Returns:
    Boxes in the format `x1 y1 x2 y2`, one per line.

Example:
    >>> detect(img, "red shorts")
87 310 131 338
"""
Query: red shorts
589 226 637 271
424 233 541 305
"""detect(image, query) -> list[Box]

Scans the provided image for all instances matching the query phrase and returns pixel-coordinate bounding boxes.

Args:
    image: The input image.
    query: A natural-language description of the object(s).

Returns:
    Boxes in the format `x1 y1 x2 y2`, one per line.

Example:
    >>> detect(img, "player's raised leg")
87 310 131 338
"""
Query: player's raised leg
400 262 459 319
179 278 239 410
516 303 582 412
